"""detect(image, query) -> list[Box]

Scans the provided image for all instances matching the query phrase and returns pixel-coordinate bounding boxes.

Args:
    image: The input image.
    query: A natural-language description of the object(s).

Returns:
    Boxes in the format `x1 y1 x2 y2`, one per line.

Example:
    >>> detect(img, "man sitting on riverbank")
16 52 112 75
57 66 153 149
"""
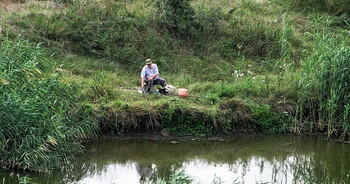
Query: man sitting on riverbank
141 59 166 93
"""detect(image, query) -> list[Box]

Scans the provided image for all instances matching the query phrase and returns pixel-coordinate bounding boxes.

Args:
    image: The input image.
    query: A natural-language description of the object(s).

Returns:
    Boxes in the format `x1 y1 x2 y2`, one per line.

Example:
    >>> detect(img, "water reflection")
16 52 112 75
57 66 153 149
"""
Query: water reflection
1 135 350 184
182 157 295 184
136 163 155 181
78 162 139 184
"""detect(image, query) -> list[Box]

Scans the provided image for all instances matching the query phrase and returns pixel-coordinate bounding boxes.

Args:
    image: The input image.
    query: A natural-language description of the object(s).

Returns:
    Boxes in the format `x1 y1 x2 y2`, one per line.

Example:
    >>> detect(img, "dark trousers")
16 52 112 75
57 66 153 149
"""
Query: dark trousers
144 78 166 92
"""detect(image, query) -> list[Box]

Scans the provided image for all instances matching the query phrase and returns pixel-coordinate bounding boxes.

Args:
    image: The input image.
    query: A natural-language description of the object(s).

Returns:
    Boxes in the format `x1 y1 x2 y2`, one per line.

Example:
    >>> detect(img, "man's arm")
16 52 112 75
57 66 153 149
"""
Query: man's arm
148 73 159 81
140 66 146 87
141 77 145 88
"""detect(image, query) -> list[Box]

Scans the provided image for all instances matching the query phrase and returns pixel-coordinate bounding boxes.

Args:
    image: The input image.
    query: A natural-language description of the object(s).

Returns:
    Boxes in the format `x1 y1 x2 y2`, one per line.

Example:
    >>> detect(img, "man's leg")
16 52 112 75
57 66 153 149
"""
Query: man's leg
153 78 166 88
144 80 154 92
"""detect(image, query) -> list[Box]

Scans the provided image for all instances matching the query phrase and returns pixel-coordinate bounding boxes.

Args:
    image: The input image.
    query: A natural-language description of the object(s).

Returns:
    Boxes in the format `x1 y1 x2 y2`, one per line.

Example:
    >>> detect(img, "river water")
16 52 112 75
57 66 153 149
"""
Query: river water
1 135 350 184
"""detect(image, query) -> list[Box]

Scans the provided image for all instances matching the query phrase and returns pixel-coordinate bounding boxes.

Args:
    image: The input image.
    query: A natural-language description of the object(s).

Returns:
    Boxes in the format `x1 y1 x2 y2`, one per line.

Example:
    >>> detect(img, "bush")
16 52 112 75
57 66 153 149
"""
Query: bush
249 105 293 134
153 0 199 39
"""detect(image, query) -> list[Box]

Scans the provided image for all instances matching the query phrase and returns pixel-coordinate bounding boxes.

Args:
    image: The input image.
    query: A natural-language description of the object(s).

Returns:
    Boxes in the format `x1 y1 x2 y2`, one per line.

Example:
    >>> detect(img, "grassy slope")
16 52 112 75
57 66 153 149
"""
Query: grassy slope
59 0 298 135
1 0 349 135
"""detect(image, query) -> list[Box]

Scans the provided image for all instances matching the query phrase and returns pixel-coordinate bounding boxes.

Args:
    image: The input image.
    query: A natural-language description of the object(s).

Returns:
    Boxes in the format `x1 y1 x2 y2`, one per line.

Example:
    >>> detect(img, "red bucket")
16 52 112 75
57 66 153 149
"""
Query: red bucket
178 88 187 97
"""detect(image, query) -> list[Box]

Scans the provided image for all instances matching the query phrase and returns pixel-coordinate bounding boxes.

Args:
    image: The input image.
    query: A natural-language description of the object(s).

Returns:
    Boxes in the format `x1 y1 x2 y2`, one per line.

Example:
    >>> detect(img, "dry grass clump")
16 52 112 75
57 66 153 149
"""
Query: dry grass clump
0 1 25 12
96 105 162 134
271 100 296 116
219 100 253 127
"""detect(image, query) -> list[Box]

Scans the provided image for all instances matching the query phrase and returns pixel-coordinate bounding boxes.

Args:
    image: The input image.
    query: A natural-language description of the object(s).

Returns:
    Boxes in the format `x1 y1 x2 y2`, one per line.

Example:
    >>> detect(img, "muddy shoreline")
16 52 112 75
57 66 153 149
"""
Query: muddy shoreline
83 132 317 142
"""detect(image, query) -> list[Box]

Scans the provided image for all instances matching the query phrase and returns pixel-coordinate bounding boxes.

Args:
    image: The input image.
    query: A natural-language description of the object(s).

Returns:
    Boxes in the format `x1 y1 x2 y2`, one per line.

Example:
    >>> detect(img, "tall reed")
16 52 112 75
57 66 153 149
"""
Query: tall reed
297 29 350 140
0 36 97 171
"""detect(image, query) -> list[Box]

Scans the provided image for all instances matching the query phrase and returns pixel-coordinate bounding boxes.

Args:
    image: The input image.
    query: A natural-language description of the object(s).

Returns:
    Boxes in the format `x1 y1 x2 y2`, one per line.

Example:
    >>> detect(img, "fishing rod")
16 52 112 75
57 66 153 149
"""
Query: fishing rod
168 94 209 98
116 87 219 99
117 87 140 90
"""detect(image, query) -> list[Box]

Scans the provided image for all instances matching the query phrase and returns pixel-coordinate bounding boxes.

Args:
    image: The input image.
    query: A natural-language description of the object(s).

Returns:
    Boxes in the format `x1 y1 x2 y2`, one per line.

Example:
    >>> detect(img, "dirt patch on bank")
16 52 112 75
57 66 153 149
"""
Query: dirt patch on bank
89 132 260 142
0 0 59 14
0 1 26 13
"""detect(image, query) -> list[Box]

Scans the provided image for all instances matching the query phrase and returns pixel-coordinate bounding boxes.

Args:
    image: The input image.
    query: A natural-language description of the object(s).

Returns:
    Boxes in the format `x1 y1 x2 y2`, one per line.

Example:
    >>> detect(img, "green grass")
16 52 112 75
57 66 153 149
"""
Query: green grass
275 0 350 14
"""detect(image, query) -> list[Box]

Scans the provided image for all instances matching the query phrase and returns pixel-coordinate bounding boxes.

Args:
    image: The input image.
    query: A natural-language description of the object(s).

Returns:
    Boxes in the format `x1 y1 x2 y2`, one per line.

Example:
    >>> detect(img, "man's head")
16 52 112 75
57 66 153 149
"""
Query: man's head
146 58 153 68
146 58 152 65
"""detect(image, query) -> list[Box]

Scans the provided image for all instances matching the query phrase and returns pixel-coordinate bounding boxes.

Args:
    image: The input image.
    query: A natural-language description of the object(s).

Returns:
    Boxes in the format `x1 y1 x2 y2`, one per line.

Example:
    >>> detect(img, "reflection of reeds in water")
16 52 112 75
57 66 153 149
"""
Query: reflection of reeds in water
33 136 349 184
